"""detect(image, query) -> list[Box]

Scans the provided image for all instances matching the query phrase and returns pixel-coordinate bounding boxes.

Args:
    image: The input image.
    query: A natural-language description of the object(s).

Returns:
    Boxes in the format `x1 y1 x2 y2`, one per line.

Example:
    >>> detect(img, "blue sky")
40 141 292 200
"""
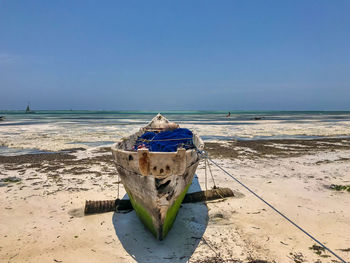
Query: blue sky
0 0 349 110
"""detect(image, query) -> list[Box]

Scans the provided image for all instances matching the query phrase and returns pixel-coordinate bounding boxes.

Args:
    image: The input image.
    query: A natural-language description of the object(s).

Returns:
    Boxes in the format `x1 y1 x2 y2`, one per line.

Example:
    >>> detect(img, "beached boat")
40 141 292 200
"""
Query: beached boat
111 114 204 240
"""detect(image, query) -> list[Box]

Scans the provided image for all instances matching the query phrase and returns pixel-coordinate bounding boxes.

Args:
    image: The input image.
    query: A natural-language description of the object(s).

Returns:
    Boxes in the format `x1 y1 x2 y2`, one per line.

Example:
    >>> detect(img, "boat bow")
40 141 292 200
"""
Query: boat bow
111 114 204 239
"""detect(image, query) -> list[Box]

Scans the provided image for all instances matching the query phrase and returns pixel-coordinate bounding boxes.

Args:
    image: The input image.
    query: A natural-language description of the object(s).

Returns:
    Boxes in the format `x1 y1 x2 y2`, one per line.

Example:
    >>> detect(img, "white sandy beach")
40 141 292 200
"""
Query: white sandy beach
1 139 350 263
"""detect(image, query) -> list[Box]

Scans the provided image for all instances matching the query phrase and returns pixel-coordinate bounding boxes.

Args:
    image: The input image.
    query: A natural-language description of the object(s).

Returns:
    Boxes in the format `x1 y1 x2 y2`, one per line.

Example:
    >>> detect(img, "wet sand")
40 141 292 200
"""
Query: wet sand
1 138 350 262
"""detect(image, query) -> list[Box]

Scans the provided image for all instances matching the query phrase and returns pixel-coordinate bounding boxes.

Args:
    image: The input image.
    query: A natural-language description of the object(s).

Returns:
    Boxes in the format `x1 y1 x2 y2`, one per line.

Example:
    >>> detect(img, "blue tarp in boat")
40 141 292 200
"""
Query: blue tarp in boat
134 128 194 152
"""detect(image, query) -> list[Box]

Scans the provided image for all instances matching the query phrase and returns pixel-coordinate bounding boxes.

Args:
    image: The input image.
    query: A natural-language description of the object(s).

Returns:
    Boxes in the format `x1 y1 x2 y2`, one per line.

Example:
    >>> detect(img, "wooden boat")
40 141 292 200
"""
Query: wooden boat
111 114 204 240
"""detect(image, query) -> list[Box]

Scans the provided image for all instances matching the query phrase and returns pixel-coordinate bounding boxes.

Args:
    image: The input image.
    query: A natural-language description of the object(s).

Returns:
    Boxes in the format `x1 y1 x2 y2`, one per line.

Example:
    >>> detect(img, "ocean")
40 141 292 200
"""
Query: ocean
1 110 350 156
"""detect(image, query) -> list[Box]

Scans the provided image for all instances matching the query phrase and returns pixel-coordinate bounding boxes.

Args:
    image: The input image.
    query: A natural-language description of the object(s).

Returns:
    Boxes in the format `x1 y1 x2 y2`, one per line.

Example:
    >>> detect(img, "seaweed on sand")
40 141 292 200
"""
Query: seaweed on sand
309 244 331 258
190 256 271 263
329 184 350 192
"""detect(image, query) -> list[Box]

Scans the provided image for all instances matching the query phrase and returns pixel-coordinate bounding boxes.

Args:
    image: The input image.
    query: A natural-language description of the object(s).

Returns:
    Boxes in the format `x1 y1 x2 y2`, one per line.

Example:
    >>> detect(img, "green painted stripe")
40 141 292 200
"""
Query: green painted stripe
126 189 158 238
162 182 192 238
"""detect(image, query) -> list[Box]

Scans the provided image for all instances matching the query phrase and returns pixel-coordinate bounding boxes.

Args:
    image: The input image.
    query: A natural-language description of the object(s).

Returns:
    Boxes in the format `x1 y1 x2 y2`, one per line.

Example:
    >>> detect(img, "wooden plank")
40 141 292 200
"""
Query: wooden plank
84 188 235 214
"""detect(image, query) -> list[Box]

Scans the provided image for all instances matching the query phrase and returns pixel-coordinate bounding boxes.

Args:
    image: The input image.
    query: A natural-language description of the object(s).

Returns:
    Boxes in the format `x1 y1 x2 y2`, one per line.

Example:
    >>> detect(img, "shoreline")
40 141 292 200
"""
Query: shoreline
1 137 350 262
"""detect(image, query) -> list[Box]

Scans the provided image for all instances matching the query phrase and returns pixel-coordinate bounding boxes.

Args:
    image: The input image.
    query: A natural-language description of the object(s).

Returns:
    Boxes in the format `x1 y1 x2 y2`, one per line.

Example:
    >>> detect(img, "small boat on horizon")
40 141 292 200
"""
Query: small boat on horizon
25 104 35 114
111 114 204 240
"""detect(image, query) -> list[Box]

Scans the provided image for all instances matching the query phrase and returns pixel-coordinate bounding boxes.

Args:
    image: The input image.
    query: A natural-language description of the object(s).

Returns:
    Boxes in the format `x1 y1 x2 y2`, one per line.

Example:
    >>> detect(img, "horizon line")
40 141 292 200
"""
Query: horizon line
1 109 350 113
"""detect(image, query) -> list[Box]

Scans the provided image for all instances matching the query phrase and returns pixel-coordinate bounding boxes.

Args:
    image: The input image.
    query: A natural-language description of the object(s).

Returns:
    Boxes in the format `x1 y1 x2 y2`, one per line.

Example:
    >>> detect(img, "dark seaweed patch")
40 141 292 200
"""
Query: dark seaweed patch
329 184 350 192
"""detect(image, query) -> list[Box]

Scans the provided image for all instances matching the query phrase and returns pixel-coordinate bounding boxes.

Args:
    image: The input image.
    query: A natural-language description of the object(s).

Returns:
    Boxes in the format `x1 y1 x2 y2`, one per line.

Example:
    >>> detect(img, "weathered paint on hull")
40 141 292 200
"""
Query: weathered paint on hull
111 114 204 240
125 188 158 237
116 160 199 240
162 182 191 238
126 182 192 240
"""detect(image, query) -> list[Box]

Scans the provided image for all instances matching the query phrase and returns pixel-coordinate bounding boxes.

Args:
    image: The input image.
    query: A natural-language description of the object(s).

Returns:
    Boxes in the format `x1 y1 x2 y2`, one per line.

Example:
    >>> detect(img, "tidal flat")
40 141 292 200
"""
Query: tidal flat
1 138 350 262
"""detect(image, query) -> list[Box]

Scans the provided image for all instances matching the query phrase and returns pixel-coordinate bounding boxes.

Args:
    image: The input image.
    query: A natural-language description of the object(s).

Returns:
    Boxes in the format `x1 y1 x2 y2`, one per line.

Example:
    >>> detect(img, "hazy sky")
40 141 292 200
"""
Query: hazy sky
1 0 349 110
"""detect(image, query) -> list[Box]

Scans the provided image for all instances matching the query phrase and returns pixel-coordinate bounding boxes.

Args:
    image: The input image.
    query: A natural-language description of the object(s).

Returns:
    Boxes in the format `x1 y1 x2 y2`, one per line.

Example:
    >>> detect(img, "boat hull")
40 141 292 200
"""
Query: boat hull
113 151 200 240
111 114 204 240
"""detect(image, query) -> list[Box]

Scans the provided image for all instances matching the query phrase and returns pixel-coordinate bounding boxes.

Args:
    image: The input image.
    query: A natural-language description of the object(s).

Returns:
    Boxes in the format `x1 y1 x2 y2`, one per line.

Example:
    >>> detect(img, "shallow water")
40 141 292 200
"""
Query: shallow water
0 110 350 155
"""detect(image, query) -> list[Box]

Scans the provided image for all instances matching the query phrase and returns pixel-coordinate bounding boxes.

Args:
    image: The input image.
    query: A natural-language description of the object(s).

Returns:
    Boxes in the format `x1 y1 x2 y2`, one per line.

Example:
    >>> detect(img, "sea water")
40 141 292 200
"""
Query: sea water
0 111 350 155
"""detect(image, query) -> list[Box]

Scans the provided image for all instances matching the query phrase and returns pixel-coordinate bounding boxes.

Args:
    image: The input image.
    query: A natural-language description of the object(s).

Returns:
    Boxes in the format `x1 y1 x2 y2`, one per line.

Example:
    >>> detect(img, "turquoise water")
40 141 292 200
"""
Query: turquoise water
0 111 350 155
1 110 350 124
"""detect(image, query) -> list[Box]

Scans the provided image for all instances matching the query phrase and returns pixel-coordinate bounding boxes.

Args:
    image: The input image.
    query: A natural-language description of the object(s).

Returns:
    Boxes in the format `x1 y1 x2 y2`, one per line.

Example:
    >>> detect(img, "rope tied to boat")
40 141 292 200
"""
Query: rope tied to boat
202 151 221 203
204 158 218 189
115 174 121 211
197 149 347 263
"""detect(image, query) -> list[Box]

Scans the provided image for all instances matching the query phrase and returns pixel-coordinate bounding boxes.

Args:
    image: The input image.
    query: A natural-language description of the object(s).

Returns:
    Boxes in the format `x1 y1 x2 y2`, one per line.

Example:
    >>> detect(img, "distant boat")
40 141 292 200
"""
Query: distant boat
252 117 265 120
25 104 35 114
